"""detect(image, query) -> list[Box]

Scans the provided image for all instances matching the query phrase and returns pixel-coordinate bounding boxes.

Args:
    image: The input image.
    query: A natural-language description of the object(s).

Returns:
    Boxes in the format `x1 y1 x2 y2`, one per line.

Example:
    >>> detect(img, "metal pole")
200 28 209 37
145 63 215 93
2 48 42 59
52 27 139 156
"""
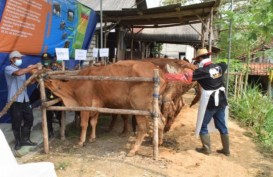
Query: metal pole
226 0 233 98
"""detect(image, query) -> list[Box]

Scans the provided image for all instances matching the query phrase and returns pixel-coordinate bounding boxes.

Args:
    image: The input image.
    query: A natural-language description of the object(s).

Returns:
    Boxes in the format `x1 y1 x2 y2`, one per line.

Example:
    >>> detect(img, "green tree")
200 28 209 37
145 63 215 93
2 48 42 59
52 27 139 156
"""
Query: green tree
218 0 273 58
217 0 273 89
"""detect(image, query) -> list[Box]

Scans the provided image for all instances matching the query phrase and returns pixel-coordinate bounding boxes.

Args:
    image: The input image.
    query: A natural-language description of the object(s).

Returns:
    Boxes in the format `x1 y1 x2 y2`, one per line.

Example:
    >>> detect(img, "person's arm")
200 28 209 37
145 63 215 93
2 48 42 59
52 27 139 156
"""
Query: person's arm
192 69 210 81
218 62 227 73
12 64 38 76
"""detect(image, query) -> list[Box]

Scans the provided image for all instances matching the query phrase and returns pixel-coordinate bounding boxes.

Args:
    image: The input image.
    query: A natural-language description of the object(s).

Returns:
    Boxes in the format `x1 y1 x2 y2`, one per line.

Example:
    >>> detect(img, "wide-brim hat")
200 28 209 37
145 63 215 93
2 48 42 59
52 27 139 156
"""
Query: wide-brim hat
9 51 24 60
193 48 211 60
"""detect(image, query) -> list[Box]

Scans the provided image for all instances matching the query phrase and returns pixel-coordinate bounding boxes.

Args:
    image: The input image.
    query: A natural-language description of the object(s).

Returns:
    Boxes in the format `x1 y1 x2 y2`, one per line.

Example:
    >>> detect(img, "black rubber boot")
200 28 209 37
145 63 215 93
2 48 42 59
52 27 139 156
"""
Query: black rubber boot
196 134 211 155
13 130 21 150
21 128 37 146
217 134 230 156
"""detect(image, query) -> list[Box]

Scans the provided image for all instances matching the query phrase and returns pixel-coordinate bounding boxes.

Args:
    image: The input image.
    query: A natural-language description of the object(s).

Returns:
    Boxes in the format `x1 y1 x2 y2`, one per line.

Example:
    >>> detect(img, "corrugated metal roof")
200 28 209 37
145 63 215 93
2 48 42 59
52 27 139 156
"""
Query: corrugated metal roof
127 24 201 44
78 0 136 11
100 0 220 25
248 63 273 76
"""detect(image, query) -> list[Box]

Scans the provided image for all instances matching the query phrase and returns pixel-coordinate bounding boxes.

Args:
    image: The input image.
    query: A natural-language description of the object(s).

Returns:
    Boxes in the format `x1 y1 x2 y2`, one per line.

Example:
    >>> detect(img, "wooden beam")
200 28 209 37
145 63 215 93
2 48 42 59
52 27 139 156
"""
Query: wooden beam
48 75 153 82
131 27 133 59
104 8 212 22
189 24 202 36
196 15 207 29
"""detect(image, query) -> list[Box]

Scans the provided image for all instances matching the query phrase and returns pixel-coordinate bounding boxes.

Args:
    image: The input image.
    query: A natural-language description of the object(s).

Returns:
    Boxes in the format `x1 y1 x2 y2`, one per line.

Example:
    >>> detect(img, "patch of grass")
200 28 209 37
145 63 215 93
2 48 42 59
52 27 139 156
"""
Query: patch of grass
56 161 70 171
229 86 273 152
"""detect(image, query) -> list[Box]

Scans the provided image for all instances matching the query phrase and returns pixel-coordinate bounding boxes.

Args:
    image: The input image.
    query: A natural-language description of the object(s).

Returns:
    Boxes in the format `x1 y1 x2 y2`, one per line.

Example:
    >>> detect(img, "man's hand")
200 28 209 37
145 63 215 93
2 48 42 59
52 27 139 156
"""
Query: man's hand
28 64 38 69
28 64 39 74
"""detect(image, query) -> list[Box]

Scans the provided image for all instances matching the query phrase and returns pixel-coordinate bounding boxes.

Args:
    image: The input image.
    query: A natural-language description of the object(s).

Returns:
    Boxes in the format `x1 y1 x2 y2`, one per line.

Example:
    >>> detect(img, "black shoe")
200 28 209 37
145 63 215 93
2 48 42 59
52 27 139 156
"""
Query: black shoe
13 130 22 150
21 128 37 146
48 131 54 139
14 142 21 150
21 139 37 146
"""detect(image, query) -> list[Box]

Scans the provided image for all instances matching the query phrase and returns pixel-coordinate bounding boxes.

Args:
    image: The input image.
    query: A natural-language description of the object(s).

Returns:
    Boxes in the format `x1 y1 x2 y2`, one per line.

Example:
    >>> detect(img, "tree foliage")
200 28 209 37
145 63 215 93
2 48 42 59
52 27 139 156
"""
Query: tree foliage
217 0 273 58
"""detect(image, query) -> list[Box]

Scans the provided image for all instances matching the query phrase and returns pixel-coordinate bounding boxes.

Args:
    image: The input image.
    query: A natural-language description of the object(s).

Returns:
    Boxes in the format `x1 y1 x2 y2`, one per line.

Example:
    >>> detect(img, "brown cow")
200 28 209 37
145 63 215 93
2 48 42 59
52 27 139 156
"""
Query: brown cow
108 59 201 134
44 60 166 156
143 58 201 132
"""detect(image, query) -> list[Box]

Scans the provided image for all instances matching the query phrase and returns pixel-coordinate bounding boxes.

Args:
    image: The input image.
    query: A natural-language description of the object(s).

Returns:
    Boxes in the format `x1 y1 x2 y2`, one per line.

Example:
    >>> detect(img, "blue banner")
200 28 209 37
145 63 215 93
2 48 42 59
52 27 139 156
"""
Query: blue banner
0 0 97 122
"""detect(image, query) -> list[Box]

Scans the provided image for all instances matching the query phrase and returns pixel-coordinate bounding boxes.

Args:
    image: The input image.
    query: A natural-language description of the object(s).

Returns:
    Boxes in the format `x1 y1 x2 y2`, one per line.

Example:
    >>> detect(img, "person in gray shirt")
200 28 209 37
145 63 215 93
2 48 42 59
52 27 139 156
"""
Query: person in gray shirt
4 51 38 150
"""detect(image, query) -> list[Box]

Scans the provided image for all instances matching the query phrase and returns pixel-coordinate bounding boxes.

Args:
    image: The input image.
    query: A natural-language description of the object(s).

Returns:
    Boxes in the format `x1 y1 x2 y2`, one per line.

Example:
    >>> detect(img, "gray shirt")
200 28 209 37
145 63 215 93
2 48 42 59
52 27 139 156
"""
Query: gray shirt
4 65 29 102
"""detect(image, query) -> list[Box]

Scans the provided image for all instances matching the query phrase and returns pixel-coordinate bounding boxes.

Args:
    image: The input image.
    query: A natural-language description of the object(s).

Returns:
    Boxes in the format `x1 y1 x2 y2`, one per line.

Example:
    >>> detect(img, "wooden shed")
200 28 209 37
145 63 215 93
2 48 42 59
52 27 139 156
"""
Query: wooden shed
79 0 221 61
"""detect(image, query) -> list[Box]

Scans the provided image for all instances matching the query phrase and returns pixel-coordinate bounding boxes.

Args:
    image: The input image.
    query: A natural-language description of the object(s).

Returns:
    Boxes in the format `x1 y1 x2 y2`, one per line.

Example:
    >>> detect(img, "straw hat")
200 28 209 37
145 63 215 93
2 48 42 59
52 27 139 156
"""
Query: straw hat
193 48 211 60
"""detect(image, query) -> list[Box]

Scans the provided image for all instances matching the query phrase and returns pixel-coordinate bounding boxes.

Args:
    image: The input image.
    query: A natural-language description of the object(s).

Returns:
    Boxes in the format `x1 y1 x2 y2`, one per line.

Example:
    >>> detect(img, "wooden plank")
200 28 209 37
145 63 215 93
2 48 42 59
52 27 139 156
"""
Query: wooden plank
48 75 153 82
47 106 151 116
42 98 62 107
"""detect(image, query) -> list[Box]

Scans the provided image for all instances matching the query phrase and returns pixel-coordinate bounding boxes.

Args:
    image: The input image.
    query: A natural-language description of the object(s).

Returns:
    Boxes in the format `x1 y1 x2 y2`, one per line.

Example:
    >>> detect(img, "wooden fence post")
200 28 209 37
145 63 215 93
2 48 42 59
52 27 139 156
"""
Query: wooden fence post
38 64 49 153
152 69 160 160
60 111 66 140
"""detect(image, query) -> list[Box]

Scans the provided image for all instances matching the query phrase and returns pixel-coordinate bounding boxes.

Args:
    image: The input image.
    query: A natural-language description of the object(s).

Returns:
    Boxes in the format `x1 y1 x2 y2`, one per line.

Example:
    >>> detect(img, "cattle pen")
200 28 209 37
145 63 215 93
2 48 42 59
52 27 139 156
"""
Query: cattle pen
35 65 161 160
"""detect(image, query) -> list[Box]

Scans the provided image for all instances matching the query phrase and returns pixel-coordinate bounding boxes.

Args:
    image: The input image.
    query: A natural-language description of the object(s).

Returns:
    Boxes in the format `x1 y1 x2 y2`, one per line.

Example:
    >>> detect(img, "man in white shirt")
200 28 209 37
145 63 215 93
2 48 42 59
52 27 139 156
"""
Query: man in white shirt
4 51 38 150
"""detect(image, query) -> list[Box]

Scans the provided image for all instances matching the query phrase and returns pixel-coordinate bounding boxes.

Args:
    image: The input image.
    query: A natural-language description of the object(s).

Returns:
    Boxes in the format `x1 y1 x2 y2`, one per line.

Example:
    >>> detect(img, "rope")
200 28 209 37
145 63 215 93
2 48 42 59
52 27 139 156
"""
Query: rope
0 73 39 118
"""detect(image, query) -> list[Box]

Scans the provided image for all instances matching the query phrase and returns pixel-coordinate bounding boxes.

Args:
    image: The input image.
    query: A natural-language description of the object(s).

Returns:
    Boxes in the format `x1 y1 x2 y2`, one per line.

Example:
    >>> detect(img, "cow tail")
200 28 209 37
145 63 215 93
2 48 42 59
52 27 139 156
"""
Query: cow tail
190 82 201 107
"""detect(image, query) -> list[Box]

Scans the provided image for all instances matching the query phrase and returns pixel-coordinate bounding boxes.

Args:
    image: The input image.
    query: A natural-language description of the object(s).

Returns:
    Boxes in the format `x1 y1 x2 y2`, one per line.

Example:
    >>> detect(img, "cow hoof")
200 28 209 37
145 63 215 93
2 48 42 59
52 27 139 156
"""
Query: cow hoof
88 138 95 143
119 132 129 137
127 151 136 157
159 139 163 146
73 144 83 148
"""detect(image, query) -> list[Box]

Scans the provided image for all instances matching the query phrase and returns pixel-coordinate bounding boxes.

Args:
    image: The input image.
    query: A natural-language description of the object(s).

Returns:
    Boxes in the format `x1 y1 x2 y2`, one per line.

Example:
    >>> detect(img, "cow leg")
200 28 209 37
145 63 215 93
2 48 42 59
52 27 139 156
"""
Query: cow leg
132 115 137 135
127 116 147 157
77 111 90 146
158 114 166 146
120 115 129 136
89 112 99 143
107 114 118 132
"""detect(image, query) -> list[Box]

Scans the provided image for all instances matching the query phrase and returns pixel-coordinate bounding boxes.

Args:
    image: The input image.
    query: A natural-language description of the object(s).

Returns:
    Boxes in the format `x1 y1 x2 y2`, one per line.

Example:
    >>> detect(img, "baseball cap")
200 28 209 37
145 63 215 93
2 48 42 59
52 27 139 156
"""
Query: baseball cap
9 51 24 60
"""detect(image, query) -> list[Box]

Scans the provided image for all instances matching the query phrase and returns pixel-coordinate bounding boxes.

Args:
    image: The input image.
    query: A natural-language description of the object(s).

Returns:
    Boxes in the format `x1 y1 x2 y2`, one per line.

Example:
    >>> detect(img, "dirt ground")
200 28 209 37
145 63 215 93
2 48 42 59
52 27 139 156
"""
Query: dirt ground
18 92 273 177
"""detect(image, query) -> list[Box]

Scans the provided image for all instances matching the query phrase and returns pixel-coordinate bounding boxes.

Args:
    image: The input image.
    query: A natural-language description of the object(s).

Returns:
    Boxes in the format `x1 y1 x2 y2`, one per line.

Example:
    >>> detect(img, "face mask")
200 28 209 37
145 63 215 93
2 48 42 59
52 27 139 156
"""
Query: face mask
14 59 22 66
56 60 62 64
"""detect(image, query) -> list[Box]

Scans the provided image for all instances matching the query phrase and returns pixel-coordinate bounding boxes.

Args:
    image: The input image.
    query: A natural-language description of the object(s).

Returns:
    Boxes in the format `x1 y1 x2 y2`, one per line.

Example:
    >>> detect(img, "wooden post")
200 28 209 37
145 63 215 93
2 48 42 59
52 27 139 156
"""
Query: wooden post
60 111 66 140
268 78 272 99
201 19 205 48
130 27 134 59
208 8 213 52
234 74 238 98
239 73 243 97
61 61 65 71
37 64 49 153
152 69 160 160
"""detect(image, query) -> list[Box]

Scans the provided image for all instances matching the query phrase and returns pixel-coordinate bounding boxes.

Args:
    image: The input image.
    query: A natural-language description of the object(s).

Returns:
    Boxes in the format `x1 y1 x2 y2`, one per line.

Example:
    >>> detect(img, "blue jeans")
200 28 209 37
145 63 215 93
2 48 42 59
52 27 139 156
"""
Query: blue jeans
200 106 228 135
